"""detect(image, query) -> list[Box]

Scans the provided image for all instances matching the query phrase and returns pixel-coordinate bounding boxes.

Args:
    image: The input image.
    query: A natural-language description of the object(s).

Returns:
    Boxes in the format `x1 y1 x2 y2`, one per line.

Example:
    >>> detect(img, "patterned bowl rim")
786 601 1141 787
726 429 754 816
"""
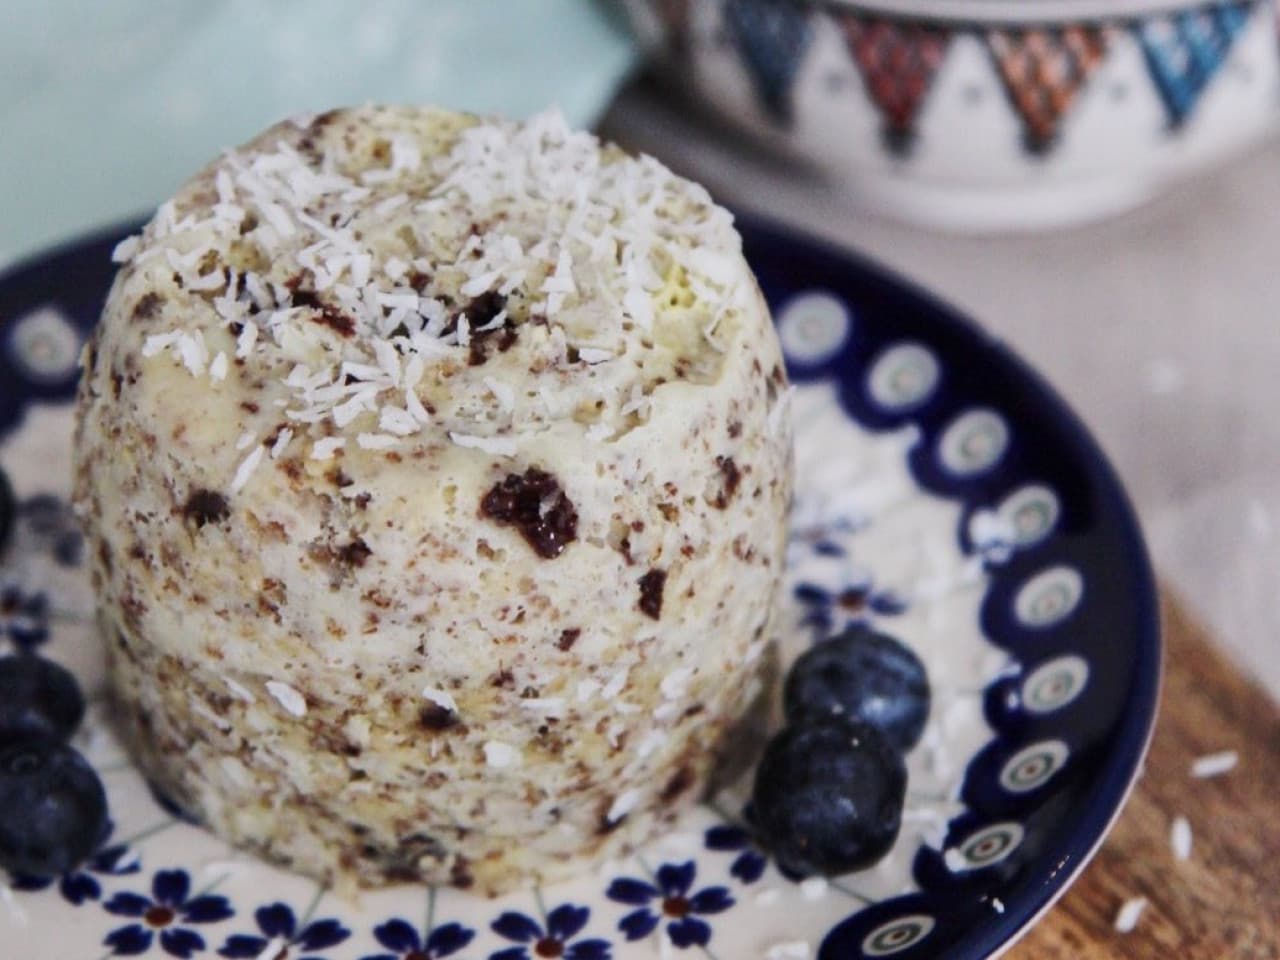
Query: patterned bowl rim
731 0 1257 28
738 212 1163 959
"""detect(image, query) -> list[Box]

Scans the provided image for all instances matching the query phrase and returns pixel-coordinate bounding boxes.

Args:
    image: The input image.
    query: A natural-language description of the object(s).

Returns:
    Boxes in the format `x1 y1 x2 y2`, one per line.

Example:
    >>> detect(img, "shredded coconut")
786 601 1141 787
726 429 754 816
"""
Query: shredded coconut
449 432 516 456
422 687 457 713
253 939 289 960
605 789 642 823
1171 816 1192 861
635 729 668 759
265 681 306 717
208 351 229 381
224 677 255 702
230 446 265 494
122 107 747 501
520 697 566 714
311 437 345 461
142 332 181 357
601 669 629 701
356 432 401 450
111 235 141 264
660 666 693 701
766 942 810 960
483 375 515 411
483 741 520 769
270 429 293 459
1114 897 1147 933
1190 750 1238 779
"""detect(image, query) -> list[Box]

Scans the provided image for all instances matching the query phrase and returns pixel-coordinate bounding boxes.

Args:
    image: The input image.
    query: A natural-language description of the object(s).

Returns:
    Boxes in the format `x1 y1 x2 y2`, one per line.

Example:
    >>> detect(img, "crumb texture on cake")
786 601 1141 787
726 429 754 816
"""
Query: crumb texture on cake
74 105 792 894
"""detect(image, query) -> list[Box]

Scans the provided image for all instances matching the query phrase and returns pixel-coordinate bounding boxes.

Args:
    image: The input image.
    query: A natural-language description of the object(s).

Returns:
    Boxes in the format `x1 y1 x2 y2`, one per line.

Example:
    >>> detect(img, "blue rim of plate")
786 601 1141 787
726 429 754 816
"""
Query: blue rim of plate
0 215 1161 959
739 213 1161 958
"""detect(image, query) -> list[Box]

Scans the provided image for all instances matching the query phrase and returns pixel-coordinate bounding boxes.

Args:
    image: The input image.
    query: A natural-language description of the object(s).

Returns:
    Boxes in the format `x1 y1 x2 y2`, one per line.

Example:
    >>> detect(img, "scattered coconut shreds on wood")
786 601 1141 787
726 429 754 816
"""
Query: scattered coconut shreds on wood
1114 896 1148 934
1171 816 1193 862
1190 750 1239 779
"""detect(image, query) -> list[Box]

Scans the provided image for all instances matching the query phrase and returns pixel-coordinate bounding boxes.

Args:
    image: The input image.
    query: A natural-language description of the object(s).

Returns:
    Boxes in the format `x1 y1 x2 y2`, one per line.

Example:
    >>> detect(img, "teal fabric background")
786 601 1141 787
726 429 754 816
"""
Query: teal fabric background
0 1 638 263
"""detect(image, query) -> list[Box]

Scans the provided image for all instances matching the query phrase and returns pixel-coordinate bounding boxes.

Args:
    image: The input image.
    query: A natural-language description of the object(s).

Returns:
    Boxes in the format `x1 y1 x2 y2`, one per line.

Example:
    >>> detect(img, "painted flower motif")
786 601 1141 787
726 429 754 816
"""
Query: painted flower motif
0 579 50 650
794 578 906 637
606 861 734 948
10 820 139 904
361 917 474 959
488 903 611 959
102 869 234 958
218 901 350 959
702 825 767 884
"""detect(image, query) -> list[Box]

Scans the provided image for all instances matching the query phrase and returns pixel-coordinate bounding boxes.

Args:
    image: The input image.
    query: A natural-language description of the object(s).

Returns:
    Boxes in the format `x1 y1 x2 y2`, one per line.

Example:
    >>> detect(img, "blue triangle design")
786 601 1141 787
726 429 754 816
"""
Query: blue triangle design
1138 3 1252 127
723 0 815 125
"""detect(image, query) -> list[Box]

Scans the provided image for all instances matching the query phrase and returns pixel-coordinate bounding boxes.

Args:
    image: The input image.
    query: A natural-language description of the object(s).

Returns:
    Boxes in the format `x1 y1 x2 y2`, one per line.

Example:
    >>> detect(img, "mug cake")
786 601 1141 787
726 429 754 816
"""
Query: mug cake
72 106 793 895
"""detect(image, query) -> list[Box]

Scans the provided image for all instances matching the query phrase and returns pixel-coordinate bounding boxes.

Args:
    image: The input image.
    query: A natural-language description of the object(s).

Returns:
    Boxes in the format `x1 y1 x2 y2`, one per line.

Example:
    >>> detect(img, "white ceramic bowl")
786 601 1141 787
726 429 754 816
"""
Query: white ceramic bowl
621 0 1280 230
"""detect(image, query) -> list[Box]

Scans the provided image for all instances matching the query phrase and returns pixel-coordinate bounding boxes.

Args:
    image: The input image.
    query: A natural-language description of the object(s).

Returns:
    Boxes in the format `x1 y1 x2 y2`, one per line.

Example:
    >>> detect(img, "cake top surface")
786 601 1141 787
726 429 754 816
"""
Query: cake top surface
105 106 753 481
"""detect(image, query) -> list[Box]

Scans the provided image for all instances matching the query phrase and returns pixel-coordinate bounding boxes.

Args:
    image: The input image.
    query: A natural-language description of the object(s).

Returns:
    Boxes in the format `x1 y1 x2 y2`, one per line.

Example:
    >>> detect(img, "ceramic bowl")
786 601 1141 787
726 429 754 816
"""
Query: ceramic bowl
620 0 1280 230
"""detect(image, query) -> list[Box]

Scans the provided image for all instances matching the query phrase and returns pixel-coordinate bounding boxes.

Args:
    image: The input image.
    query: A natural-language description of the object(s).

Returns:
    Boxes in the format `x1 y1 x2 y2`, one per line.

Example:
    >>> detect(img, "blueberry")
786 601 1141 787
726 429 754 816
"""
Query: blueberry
0 740 108 877
0 655 86 744
784 626 930 753
751 716 906 877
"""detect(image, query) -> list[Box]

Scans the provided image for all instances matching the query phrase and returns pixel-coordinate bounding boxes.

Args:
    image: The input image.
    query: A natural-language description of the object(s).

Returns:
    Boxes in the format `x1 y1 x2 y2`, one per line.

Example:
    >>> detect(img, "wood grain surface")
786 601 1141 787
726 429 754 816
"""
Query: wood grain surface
1007 593 1280 959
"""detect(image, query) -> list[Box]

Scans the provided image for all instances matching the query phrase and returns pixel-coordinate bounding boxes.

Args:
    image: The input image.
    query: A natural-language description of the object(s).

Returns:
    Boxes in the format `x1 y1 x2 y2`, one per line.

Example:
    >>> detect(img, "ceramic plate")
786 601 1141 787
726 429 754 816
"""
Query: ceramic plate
0 218 1159 960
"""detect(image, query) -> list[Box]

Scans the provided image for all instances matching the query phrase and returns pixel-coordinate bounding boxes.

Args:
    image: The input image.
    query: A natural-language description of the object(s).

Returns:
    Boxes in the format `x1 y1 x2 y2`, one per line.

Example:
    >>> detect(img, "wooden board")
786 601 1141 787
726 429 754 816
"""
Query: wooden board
1008 593 1280 959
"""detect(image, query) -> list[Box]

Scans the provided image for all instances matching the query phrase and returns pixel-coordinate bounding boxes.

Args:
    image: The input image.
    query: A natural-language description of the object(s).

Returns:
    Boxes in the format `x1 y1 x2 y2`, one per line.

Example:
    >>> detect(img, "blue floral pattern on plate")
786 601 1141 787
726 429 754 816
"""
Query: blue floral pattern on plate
102 869 234 957
362 915 474 960
10 820 140 905
0 218 1159 959
488 902 610 959
607 860 734 947
217 900 350 959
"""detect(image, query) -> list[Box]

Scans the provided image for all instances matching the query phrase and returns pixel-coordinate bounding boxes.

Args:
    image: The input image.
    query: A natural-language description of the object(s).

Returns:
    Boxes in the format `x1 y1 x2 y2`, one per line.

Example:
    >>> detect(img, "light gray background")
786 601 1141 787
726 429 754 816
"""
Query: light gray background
603 79 1280 699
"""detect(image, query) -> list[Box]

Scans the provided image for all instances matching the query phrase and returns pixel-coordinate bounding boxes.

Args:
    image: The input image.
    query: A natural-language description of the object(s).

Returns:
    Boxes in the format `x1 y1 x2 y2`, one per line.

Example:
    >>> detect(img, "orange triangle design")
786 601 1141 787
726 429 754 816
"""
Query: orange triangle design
987 25 1110 154
837 14 951 155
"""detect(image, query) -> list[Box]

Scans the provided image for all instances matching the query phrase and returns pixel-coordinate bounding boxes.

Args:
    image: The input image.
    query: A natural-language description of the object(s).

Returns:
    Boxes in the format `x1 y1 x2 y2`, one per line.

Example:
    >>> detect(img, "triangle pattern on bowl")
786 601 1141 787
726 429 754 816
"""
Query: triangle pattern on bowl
1137 3 1252 127
836 13 951 156
986 25 1111 155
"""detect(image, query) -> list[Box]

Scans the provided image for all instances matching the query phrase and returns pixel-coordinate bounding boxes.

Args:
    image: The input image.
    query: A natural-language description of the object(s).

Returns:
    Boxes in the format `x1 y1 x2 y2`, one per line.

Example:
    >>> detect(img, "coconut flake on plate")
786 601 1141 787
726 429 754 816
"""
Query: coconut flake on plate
765 942 810 960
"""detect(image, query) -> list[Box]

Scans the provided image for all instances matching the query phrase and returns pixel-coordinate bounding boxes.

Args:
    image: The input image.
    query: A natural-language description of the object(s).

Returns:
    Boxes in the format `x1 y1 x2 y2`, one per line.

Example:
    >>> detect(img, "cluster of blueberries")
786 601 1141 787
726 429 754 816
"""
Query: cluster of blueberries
0 653 108 878
751 626 931 877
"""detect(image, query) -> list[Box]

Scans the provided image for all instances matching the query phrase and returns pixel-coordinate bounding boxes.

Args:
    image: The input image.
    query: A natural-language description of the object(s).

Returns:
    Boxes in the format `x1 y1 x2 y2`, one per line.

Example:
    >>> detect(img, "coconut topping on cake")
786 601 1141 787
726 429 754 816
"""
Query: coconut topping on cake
75 105 793 895
110 107 747 482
